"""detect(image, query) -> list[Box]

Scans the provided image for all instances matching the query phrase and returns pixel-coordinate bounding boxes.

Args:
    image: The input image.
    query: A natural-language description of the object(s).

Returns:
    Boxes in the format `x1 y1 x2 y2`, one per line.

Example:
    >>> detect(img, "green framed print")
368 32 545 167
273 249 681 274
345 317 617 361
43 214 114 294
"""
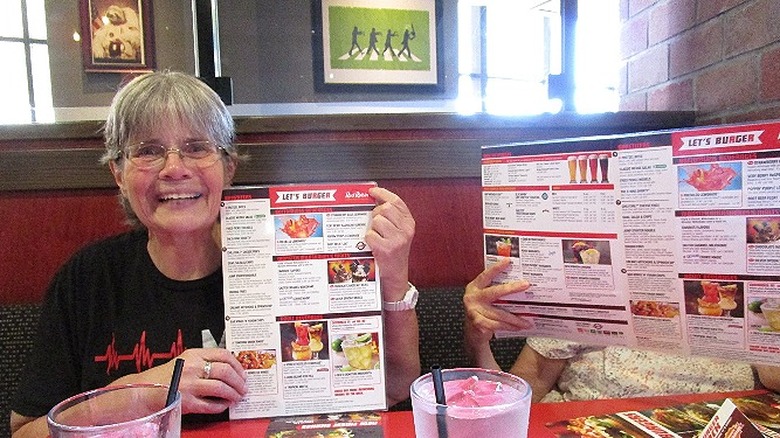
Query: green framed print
312 0 443 91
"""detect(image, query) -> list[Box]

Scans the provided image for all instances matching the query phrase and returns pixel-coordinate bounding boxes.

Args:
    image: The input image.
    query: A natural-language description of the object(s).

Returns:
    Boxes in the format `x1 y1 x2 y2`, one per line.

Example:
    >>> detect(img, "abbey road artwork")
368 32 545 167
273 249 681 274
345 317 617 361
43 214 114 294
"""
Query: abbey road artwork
317 0 439 86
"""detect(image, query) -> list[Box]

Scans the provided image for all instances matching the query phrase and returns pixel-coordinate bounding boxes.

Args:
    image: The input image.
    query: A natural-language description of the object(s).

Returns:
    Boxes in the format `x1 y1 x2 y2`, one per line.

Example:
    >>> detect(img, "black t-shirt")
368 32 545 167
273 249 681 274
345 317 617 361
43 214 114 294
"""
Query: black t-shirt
12 229 225 418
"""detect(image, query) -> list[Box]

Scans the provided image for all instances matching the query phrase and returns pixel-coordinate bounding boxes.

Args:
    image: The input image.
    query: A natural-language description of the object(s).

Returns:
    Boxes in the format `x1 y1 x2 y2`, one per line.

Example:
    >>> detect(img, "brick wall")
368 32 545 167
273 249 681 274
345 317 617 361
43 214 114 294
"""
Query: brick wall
619 0 780 124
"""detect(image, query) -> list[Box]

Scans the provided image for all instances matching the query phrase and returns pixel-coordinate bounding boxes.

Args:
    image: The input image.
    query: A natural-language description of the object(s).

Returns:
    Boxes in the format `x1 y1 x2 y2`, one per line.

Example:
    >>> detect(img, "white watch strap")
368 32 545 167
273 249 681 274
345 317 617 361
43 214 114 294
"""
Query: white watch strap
382 283 418 311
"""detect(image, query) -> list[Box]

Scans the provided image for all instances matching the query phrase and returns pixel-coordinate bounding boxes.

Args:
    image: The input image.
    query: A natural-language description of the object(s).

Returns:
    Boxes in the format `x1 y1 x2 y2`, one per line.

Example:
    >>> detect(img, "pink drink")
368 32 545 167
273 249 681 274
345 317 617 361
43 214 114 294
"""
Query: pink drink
47 384 181 437
411 368 531 438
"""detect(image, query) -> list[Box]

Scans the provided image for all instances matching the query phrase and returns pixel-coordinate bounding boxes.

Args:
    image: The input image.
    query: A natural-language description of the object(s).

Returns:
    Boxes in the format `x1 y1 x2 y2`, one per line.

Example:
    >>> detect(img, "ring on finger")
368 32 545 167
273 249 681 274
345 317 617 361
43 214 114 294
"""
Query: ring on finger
202 360 213 379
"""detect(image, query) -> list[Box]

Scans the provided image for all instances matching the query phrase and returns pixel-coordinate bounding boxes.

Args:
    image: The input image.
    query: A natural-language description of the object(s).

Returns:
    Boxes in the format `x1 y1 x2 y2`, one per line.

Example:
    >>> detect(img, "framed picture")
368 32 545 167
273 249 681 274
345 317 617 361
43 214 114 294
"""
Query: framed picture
312 0 443 92
79 0 155 73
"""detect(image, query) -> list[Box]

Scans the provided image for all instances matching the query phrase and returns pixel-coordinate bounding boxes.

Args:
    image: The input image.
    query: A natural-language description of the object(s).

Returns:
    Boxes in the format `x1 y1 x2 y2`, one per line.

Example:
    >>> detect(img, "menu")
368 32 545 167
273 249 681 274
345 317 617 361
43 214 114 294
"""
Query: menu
220 182 387 419
264 411 384 437
699 399 765 438
481 120 780 365
546 392 780 437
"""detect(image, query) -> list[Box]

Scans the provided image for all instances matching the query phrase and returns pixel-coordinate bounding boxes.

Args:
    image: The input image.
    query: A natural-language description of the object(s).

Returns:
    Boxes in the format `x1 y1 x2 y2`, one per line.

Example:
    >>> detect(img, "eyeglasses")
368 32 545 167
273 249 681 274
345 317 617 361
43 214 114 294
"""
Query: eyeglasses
121 140 226 170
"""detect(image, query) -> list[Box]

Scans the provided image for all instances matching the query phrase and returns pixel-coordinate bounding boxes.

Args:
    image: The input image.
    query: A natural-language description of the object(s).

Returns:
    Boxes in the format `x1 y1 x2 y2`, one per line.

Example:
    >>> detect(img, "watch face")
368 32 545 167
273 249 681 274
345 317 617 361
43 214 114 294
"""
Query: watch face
408 286 419 306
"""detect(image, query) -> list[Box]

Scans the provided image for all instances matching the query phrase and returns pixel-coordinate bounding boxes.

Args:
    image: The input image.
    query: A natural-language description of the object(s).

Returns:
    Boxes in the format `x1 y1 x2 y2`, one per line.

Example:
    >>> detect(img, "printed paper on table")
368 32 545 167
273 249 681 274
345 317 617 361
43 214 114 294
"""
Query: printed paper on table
546 393 779 437
264 411 385 437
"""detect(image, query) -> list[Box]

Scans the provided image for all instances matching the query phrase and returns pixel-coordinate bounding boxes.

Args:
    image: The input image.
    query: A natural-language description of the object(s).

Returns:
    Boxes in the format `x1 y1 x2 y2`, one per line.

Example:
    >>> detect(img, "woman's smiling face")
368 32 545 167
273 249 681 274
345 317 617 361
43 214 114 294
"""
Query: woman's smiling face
110 122 235 237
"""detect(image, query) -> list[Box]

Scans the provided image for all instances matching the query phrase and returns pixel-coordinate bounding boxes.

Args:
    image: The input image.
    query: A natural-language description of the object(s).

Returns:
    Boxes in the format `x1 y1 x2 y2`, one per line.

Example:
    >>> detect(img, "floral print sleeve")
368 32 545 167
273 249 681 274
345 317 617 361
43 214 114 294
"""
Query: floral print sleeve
524 337 755 402
526 337 587 359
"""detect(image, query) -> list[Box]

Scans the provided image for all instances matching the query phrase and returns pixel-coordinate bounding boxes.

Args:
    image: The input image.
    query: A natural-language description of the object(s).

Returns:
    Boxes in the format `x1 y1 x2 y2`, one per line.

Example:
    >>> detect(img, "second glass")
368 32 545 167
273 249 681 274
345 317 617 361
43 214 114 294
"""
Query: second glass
411 367 532 438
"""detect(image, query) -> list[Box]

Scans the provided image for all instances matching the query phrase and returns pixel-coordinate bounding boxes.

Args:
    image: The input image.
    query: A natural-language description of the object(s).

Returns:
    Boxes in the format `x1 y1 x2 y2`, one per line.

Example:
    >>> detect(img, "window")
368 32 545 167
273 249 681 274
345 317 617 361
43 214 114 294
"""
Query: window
0 0 53 124
457 0 619 115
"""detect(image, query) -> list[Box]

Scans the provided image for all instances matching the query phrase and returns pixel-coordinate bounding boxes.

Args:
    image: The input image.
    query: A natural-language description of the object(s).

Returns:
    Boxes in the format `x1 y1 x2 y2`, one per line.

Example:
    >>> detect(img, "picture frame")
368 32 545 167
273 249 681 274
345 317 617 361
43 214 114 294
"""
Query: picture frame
79 0 155 73
312 0 443 92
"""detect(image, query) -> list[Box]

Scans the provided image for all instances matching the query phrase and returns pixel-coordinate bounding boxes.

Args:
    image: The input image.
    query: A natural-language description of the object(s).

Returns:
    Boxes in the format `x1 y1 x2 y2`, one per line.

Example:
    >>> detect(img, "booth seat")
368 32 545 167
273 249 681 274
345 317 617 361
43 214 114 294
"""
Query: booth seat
0 303 41 437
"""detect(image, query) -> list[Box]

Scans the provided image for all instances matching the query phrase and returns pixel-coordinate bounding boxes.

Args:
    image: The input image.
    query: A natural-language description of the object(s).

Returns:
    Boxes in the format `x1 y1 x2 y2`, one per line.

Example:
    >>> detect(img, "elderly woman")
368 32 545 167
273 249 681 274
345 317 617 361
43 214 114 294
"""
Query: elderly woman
11 71 419 437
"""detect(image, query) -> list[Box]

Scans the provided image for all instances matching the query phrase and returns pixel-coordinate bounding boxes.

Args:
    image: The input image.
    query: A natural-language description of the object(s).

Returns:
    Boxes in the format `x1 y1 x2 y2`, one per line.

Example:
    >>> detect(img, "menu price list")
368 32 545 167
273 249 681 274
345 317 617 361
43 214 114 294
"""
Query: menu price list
482 121 780 366
220 182 388 419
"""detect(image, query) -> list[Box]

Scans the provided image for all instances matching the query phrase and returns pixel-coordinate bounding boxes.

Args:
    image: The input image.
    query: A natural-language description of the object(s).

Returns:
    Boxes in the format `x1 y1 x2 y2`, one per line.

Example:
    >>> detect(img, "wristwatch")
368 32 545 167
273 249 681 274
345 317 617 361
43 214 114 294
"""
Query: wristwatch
382 283 419 311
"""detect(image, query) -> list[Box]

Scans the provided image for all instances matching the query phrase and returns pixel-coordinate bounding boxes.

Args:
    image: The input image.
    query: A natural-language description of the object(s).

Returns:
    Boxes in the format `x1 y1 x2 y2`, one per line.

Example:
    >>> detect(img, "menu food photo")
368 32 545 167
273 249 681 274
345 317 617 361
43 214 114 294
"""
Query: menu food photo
220 182 387 419
264 411 384 437
481 120 780 366
547 392 780 437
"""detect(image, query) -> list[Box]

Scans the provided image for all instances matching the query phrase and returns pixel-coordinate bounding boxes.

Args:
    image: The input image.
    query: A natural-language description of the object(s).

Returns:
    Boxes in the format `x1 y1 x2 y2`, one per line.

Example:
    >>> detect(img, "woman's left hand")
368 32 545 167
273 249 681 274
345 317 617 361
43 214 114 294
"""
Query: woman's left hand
366 187 415 299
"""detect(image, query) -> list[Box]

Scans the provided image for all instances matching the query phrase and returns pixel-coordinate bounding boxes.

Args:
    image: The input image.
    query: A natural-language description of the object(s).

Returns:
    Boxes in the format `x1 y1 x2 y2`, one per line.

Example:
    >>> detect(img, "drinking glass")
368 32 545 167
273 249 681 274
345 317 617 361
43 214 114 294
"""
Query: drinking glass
761 300 780 330
291 340 313 361
698 281 723 316
577 155 588 183
588 154 598 182
495 239 512 257
411 368 532 438
292 322 313 360
567 156 577 183
717 284 738 316
598 154 610 183
47 383 181 438
579 248 601 264
309 323 324 359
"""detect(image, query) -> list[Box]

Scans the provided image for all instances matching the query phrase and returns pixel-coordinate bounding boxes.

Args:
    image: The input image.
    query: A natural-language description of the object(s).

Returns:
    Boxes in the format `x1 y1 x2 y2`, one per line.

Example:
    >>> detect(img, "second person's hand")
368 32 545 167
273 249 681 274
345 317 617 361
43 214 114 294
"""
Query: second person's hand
464 258 533 345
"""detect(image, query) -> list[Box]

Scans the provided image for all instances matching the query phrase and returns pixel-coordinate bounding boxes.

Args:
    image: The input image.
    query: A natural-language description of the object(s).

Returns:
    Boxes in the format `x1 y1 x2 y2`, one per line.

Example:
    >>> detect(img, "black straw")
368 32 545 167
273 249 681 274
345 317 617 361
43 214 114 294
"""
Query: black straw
166 358 185 407
431 365 448 438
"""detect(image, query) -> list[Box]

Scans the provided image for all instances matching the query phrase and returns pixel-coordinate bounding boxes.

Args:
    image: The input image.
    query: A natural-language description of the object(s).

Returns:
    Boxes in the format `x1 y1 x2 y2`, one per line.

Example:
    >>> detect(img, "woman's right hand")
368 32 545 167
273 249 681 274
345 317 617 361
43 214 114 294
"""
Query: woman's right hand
464 258 533 347
115 348 248 415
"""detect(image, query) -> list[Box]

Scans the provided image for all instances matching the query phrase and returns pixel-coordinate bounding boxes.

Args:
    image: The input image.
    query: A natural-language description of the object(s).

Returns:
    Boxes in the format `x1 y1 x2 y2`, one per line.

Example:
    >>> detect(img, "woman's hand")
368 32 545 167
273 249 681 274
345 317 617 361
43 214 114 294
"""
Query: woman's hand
365 187 419 406
464 259 533 356
366 187 415 300
115 348 248 415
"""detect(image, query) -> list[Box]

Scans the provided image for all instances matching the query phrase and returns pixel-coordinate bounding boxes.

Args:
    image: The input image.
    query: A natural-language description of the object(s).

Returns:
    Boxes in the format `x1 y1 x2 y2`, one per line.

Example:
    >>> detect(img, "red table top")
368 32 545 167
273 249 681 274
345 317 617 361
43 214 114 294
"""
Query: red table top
181 389 768 437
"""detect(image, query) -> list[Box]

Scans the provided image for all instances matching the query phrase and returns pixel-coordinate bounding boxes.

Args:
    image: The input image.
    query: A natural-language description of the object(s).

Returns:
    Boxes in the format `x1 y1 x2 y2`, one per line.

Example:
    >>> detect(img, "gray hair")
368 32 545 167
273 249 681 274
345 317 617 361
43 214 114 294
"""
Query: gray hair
101 70 239 226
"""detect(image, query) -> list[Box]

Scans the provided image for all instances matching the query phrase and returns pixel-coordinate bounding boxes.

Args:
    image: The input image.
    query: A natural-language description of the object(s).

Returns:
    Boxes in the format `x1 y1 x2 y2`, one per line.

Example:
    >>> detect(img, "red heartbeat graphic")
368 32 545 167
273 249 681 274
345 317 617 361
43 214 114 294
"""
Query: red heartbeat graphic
94 330 185 374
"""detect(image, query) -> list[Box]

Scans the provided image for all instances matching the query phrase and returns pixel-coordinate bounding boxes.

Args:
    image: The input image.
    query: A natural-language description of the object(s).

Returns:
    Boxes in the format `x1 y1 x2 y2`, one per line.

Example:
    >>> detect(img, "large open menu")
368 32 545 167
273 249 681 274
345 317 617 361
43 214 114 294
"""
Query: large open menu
481 120 780 366
220 182 387 419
